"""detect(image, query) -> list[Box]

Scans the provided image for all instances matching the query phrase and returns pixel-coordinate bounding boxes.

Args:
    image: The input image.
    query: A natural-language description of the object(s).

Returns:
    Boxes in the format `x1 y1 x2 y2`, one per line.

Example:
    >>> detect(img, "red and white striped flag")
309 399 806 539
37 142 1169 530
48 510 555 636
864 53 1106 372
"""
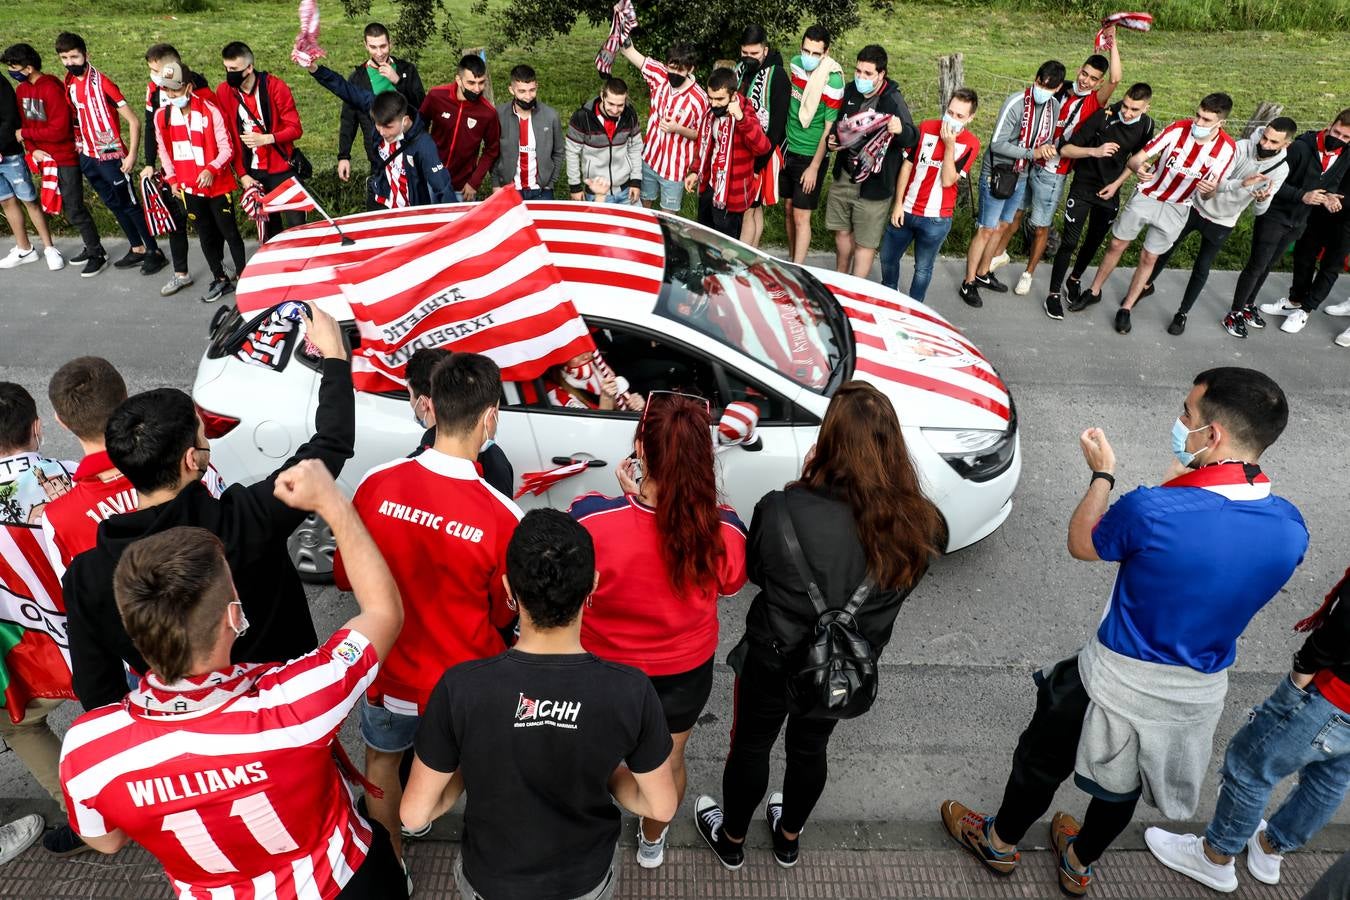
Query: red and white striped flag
337 186 596 393
261 175 318 213
25 153 62 216
0 524 74 723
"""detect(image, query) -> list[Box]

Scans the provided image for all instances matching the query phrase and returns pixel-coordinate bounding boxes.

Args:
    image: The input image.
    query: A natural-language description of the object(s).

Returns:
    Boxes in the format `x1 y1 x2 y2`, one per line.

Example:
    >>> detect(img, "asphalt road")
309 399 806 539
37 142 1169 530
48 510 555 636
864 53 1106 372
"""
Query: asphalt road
3 236 1350 851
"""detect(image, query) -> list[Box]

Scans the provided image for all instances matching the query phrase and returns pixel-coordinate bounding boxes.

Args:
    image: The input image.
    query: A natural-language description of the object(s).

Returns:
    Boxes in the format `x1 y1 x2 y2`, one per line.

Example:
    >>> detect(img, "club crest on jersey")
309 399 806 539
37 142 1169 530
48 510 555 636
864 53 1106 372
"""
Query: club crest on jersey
333 639 364 667
514 692 581 729
882 313 981 369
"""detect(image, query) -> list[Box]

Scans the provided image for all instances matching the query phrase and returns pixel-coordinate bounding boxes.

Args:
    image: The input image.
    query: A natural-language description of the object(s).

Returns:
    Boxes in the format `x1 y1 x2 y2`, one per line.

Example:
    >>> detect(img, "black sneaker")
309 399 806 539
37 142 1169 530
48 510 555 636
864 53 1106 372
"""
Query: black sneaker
1167 312 1187 335
694 796 744 871
959 281 984 308
1044 292 1064 320
1115 308 1132 334
1242 305 1266 329
1223 311 1249 338
1139 282 1155 300
69 246 94 264
42 824 93 858
113 249 147 269
1065 276 1082 305
975 272 1009 293
766 792 799 868
140 250 168 276
1066 289 1101 313
201 276 235 304
80 254 108 278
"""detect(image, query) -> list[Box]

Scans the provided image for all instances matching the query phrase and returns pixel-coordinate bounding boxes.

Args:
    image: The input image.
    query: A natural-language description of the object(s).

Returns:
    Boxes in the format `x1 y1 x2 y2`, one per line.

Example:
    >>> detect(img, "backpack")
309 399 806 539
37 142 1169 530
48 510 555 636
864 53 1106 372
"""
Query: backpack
774 493 879 720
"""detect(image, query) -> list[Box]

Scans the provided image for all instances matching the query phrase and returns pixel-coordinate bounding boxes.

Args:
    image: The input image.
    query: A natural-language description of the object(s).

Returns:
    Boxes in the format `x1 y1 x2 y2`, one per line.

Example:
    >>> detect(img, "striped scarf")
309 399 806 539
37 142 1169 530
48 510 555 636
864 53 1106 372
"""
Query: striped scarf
140 172 177 235
375 138 409 208
1014 87 1056 173
241 182 268 242
595 0 637 76
68 66 122 160
25 153 61 215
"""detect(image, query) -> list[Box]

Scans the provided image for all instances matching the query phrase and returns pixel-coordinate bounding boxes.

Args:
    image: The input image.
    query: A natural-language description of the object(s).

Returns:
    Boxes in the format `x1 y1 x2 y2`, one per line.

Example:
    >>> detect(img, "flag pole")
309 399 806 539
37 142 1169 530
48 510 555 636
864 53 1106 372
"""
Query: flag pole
298 177 355 246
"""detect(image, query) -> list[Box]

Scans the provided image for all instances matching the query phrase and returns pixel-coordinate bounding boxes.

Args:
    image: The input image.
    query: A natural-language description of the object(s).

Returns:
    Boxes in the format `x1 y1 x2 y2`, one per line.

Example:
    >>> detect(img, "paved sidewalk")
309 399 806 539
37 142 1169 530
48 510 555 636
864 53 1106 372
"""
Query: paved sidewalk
0 840 1337 899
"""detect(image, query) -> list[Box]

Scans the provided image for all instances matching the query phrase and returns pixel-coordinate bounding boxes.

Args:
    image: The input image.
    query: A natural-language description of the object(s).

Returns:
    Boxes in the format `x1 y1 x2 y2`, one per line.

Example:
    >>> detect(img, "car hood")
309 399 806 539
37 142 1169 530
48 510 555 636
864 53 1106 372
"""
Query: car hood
807 268 1013 431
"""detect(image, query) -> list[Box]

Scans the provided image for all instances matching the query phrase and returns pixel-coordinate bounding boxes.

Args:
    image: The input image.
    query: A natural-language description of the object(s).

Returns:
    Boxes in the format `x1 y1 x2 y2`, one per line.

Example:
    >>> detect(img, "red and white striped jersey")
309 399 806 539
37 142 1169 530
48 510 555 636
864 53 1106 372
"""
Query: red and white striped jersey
902 119 980 218
639 57 709 181
1138 120 1237 205
59 629 380 900
1038 87 1102 175
514 110 539 190
65 67 128 160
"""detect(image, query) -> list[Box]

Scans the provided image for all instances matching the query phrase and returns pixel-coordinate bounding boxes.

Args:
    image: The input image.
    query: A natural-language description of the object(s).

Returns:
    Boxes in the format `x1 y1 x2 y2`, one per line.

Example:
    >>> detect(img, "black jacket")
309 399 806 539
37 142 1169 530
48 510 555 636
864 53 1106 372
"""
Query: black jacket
412 426 514 498
64 358 356 710
338 57 426 169
1264 130 1350 228
739 485 919 662
832 78 917 202
1293 571 1350 680
143 70 211 167
738 50 790 162
0 75 22 157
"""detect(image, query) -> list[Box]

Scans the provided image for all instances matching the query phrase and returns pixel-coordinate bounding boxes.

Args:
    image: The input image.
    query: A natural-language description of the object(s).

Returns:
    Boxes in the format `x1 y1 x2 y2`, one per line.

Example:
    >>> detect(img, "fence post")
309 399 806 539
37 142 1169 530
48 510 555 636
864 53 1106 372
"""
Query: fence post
937 52 964 117
1241 101 1284 139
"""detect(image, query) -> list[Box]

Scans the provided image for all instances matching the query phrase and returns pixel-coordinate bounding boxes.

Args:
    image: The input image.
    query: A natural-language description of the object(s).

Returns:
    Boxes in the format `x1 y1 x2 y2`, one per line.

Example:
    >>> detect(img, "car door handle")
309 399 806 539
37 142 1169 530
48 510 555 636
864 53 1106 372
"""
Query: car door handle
552 456 607 468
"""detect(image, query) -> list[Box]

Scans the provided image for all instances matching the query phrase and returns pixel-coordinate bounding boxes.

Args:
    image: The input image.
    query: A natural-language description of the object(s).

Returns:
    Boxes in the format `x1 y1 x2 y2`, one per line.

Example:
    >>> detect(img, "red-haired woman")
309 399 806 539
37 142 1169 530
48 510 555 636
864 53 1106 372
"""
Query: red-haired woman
693 381 944 869
568 393 748 869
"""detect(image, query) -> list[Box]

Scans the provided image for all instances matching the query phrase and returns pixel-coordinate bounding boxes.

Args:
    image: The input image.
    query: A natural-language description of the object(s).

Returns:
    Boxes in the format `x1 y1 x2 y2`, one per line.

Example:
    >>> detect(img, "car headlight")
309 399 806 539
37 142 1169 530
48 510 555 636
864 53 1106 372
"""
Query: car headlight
922 409 1018 483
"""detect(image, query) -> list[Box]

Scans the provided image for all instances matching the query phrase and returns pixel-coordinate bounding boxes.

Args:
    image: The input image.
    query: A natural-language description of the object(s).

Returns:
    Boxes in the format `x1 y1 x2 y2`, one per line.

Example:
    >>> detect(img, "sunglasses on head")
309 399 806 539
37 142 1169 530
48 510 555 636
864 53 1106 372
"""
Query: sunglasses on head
638 390 711 431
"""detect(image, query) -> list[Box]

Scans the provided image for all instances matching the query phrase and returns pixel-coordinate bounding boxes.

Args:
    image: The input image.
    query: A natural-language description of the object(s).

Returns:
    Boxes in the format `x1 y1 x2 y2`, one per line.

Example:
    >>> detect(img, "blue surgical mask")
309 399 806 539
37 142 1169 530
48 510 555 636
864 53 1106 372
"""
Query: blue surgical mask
1032 85 1054 105
168 94 190 109
1191 122 1214 139
854 76 875 95
7 70 28 83
800 54 821 73
941 113 965 134
1171 417 1212 467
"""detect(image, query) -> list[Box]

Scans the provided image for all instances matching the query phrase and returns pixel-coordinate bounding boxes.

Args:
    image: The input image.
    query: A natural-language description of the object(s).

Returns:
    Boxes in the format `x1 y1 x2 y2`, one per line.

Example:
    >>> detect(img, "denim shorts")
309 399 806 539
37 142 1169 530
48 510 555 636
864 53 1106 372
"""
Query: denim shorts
359 696 421 753
641 161 684 211
976 163 1028 229
0 154 36 203
1023 166 1067 229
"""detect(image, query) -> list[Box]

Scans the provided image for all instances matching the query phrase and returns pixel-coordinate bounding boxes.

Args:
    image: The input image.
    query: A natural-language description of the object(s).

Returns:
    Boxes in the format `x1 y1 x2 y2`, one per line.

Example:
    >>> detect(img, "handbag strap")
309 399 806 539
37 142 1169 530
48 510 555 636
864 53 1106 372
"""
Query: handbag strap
774 492 874 620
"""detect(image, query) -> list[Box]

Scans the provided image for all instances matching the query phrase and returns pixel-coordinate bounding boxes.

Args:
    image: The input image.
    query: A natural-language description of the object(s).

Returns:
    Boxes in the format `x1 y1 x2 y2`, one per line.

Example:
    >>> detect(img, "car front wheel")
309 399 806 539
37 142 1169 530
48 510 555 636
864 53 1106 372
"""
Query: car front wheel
288 513 336 584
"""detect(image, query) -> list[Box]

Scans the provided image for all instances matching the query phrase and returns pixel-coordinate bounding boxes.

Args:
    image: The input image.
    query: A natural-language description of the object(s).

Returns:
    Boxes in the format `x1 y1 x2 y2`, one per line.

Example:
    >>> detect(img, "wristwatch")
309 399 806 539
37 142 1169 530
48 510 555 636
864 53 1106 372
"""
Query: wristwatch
1090 471 1115 489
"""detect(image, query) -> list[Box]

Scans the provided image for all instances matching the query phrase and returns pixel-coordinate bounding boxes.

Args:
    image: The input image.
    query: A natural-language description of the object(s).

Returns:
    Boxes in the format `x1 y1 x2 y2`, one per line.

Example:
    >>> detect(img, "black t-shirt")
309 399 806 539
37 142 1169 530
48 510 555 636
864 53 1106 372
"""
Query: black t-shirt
1067 103 1155 193
416 650 672 900
410 426 514 498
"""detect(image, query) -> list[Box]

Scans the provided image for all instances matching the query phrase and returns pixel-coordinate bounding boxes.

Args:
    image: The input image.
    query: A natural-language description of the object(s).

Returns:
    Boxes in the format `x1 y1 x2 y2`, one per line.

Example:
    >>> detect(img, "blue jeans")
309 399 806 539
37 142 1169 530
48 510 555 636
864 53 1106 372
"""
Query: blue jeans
359 696 421 753
585 190 635 205
78 155 158 252
640 161 684 211
976 163 1028 229
879 213 954 301
518 188 552 200
1205 676 1350 856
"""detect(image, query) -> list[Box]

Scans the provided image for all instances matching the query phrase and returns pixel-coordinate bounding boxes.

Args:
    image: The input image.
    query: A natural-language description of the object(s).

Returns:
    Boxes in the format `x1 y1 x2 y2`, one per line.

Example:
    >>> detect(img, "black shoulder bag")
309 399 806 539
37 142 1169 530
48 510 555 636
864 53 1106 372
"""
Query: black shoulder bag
775 493 879 720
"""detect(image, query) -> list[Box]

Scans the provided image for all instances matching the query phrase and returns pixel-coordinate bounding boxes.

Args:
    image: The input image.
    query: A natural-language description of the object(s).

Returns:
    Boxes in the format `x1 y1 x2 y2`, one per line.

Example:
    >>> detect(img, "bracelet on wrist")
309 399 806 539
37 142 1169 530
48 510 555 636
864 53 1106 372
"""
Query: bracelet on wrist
1090 471 1115 490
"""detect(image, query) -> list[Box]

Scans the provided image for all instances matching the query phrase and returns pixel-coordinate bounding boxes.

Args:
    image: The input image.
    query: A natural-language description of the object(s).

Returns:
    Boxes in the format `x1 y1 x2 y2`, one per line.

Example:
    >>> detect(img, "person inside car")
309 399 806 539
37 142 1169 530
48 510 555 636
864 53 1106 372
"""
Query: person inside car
544 349 646 412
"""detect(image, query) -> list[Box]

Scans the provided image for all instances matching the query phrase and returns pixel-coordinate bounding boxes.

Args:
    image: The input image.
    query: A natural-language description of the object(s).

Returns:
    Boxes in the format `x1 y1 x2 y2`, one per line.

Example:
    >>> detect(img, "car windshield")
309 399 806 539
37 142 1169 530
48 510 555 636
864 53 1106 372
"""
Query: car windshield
656 217 844 392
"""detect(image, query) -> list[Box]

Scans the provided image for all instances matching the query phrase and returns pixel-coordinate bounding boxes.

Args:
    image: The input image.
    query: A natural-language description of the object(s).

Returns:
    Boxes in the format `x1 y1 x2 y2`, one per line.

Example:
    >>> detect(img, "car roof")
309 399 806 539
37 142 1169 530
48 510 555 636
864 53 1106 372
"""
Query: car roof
233 201 668 321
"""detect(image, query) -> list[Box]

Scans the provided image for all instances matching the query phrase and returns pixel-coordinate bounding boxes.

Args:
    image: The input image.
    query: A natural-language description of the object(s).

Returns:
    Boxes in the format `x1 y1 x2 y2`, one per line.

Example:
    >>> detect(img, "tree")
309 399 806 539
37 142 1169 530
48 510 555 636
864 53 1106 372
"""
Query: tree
338 0 459 58
470 0 885 68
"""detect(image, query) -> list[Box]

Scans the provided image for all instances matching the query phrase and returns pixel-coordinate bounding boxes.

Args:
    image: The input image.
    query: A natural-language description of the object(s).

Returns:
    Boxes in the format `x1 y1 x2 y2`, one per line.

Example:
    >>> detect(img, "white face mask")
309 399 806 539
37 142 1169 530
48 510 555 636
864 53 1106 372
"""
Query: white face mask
229 600 250 638
941 113 965 134
1191 122 1215 139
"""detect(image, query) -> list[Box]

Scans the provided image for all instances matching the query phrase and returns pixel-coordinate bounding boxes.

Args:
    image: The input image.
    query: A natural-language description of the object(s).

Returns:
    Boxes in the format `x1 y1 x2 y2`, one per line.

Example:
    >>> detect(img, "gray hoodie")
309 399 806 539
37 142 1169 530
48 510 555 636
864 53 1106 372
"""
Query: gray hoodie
986 88 1061 167
1193 134 1288 227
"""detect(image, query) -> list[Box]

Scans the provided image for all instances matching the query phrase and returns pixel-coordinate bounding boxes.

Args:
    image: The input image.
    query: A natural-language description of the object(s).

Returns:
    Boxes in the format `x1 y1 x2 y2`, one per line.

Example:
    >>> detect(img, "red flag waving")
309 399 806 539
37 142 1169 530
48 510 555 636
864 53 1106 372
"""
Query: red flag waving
0 524 75 723
261 175 318 213
338 186 596 392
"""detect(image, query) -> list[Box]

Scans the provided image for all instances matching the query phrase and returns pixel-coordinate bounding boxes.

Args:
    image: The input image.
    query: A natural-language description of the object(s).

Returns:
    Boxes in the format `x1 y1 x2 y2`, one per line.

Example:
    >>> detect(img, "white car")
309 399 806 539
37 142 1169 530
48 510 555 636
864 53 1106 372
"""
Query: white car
193 202 1019 580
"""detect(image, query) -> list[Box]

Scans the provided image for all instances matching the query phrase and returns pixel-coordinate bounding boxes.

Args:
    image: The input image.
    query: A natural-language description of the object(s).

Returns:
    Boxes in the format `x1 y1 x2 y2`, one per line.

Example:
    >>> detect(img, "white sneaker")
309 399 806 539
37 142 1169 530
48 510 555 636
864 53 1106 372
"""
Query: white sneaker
1336 325 1350 348
1014 270 1034 295
1145 827 1238 893
44 247 65 271
1325 298 1350 317
0 813 44 866
1259 297 1301 317
989 251 1011 273
1280 309 1309 333
1246 821 1283 885
0 246 38 269
636 817 668 868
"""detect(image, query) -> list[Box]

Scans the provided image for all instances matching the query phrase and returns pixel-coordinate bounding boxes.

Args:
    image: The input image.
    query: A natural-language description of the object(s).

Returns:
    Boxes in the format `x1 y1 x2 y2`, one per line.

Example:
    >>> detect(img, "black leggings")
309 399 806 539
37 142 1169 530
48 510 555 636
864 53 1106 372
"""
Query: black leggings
720 646 837 839
185 192 247 280
1149 207 1234 315
1048 186 1117 293
1232 214 1301 312
1289 207 1349 312
993 656 1138 866
338 814 408 899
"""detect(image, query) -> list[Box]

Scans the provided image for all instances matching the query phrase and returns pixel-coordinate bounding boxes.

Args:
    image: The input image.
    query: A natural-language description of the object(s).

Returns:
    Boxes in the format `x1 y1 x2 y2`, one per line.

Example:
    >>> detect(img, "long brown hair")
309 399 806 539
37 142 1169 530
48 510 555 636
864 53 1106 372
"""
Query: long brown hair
637 395 725 595
795 381 942 590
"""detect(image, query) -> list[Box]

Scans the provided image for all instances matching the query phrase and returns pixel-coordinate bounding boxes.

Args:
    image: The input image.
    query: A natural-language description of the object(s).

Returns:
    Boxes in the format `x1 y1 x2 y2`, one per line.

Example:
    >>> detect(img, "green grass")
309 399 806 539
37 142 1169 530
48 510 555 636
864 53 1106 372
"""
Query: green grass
4 0 1347 270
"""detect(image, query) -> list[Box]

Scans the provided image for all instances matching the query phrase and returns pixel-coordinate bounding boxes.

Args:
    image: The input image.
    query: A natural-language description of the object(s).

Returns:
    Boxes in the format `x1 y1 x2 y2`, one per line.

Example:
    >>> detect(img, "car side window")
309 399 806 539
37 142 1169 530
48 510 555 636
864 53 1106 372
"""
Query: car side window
714 363 791 424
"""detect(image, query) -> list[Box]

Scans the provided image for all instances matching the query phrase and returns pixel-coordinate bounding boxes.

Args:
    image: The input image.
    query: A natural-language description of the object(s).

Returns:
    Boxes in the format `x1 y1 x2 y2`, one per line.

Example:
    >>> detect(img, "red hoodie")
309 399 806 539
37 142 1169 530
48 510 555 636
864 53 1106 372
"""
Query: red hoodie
15 72 78 167
697 94 772 213
419 82 500 192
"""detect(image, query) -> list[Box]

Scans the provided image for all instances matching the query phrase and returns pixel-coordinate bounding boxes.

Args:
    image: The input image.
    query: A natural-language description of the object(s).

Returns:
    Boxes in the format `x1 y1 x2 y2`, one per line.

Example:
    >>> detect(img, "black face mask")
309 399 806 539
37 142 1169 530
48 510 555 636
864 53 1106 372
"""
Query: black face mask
64 62 87 77
710 104 729 118
514 97 537 112
667 72 687 89
225 70 247 89
1255 144 1279 159
739 56 760 73
462 87 482 103
1326 134 1347 151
